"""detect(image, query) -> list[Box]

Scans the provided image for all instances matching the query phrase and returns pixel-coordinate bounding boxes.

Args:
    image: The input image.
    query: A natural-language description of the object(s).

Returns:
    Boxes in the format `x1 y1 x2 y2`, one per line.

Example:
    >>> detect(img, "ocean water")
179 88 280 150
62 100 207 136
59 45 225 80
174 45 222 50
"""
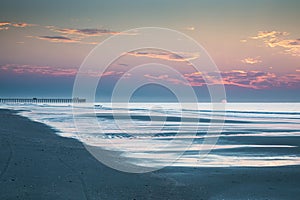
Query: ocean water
2 103 300 168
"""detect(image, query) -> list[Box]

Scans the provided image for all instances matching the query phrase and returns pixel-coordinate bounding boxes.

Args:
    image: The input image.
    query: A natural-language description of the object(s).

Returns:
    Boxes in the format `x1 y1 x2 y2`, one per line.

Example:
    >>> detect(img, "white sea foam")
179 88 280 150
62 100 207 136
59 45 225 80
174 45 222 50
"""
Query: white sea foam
2 103 300 167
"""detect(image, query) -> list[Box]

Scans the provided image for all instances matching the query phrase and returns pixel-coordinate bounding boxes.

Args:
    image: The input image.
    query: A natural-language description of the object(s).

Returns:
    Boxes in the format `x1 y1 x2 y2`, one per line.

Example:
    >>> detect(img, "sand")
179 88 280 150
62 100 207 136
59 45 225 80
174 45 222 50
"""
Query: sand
1 108 300 200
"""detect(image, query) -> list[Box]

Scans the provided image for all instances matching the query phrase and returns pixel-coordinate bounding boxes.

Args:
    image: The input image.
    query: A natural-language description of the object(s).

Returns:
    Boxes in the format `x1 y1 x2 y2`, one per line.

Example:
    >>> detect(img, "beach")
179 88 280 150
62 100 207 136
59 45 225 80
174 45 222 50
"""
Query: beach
1 108 300 200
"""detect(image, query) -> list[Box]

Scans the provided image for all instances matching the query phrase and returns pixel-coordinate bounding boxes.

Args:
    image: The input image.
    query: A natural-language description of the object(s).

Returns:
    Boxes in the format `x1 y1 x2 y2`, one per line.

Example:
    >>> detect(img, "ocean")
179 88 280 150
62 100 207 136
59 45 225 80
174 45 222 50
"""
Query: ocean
2 103 300 169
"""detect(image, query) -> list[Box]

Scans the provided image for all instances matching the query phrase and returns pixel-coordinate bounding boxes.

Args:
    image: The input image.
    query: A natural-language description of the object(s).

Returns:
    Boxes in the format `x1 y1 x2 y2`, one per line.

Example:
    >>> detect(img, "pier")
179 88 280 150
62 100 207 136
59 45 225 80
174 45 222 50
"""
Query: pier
0 97 86 104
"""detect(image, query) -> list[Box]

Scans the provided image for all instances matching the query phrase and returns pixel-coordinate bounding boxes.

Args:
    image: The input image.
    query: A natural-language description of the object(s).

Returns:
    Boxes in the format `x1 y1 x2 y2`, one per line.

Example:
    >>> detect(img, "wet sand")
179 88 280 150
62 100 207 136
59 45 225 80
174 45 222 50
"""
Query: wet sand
1 108 300 199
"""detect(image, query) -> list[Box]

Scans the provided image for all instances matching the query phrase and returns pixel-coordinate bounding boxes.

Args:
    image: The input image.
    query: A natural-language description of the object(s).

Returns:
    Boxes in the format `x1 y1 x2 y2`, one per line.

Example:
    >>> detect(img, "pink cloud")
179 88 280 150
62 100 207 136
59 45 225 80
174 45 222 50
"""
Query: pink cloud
0 64 78 76
241 57 262 64
12 22 35 27
32 35 98 45
0 21 10 26
37 35 78 43
145 70 300 89
251 31 289 39
55 28 121 36
126 50 200 62
251 31 300 56
43 26 137 44
0 21 35 31
0 27 9 31
0 64 127 78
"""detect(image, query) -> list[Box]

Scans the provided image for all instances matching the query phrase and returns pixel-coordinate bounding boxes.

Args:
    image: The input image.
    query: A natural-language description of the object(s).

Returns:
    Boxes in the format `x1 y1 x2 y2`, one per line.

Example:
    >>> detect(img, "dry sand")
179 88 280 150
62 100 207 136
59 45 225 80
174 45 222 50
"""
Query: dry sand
1 109 300 199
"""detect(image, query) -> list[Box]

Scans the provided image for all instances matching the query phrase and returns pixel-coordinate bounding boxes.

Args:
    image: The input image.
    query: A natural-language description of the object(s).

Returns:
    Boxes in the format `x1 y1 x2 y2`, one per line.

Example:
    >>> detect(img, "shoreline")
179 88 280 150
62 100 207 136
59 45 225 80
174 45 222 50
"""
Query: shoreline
1 108 300 199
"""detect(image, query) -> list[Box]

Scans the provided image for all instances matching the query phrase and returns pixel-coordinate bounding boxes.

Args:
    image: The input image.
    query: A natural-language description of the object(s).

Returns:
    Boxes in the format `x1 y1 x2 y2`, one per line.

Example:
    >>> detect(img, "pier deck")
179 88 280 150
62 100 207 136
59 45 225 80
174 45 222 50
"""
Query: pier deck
0 98 86 104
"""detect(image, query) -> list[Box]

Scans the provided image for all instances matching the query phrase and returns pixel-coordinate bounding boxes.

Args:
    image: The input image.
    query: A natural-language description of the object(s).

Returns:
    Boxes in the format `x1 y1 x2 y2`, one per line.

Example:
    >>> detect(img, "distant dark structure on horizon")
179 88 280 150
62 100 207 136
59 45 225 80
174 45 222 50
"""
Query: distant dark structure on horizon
0 97 86 104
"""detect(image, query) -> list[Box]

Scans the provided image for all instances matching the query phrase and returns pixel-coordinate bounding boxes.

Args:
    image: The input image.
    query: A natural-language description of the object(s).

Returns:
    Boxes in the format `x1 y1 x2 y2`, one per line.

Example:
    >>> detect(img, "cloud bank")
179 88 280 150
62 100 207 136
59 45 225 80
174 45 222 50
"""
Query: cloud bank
1 64 299 90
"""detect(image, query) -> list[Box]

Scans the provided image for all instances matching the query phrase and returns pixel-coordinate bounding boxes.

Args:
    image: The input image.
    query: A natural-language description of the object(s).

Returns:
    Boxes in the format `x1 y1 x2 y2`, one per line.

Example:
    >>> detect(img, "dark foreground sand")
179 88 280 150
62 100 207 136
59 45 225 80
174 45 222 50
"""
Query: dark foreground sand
1 109 300 200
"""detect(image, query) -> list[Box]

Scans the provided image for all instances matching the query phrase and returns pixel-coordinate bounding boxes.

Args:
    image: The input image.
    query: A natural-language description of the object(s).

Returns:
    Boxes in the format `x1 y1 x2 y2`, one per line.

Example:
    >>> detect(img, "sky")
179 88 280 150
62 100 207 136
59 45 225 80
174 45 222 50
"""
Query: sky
0 0 300 102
